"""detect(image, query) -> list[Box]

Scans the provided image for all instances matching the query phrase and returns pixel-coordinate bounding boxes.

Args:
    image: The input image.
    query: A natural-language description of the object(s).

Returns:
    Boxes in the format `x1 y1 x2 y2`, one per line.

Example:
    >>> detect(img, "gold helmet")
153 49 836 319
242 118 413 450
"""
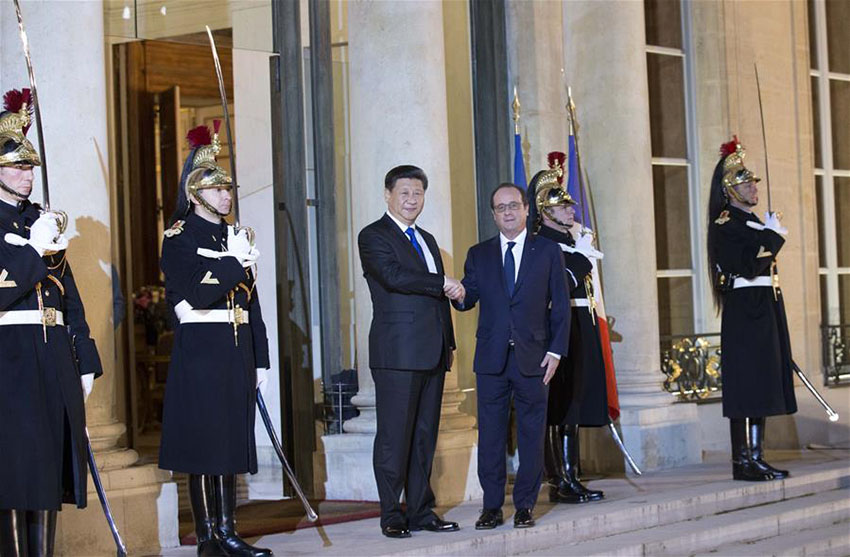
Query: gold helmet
535 151 575 218
176 121 232 217
0 89 41 167
720 136 760 190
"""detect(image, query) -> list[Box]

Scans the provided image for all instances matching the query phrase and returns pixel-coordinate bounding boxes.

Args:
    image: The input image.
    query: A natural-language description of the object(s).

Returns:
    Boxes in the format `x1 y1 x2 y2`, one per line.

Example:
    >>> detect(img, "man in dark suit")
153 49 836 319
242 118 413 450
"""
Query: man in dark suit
454 183 569 529
358 165 465 538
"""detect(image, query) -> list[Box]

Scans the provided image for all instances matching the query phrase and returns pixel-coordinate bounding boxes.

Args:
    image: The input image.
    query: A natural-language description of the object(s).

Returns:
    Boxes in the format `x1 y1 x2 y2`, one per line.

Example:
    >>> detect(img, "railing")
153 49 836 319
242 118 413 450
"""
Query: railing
321 369 359 434
822 324 850 386
660 333 723 401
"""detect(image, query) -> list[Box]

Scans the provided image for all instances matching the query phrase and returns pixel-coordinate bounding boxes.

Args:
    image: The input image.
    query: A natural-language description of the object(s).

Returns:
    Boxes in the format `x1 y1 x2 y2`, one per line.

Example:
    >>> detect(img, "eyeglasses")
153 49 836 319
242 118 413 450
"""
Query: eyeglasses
493 202 524 214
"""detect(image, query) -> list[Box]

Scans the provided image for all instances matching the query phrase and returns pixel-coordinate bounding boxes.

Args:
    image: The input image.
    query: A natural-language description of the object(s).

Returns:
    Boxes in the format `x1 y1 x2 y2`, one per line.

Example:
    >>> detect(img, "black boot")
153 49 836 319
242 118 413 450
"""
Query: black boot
549 425 589 504
750 418 789 479
571 427 603 501
26 510 56 557
0 509 28 556
730 418 774 481
189 474 228 556
544 425 565 486
213 475 272 557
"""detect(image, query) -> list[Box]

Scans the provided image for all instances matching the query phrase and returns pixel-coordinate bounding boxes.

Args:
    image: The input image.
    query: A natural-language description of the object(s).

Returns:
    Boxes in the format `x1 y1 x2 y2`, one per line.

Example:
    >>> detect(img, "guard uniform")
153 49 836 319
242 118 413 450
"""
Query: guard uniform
158 122 272 557
707 137 796 482
0 88 102 556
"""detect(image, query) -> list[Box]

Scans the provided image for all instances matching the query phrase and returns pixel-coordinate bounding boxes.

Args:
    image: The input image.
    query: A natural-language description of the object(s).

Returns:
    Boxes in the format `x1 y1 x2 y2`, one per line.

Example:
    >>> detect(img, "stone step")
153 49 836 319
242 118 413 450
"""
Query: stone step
693 520 850 557
554 488 850 557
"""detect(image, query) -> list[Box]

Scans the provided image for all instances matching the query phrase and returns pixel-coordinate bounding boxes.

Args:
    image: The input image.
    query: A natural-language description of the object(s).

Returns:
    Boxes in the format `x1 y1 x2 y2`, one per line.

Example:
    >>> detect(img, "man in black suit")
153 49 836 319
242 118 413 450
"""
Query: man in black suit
358 165 465 538
454 183 569 529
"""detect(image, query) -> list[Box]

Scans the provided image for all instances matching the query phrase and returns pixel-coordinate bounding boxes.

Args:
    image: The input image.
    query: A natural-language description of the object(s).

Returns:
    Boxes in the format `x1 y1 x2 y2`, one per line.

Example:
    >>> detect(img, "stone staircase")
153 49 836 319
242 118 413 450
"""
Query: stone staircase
160 450 850 557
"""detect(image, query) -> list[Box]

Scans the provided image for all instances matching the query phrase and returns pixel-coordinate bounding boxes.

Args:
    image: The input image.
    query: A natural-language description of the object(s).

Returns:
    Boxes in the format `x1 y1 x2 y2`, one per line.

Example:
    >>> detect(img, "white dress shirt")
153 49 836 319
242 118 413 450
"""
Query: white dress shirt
386 212 438 274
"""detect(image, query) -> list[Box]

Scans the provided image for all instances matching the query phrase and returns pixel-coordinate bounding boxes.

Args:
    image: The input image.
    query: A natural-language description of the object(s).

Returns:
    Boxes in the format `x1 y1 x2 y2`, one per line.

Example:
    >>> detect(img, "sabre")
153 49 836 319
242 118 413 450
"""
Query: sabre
792 361 840 422
12 0 50 208
86 431 128 557
257 390 319 522
205 26 242 227
754 63 772 213
607 422 642 476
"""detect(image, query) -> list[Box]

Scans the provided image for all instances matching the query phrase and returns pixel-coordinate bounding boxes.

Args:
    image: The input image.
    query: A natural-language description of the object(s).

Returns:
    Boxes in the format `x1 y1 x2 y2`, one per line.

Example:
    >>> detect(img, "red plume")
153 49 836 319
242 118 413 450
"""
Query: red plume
719 135 739 158
213 119 221 134
186 125 212 149
547 151 566 170
3 88 32 113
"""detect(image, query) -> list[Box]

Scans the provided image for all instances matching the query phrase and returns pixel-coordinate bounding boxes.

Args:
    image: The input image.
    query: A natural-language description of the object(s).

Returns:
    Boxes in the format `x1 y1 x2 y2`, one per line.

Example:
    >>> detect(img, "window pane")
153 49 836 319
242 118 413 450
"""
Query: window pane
820 274 829 325
644 0 682 49
808 0 818 70
653 165 692 269
826 0 850 74
647 53 687 159
829 79 850 170
657 277 694 339
816 176 827 266
812 76 822 169
836 177 850 267
840 274 850 325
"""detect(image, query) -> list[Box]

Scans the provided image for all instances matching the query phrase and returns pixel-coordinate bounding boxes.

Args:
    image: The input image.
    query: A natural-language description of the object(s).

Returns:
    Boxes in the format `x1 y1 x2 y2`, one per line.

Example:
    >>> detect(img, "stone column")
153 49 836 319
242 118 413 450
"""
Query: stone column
506 0 570 171
321 0 479 504
1 2 177 552
562 0 700 470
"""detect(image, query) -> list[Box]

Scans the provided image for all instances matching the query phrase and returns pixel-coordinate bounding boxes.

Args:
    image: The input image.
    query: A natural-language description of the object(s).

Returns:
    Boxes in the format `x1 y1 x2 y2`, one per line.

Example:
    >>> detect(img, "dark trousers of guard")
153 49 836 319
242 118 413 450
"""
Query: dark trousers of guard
729 417 789 481
189 474 272 557
0 510 56 557
543 425 604 504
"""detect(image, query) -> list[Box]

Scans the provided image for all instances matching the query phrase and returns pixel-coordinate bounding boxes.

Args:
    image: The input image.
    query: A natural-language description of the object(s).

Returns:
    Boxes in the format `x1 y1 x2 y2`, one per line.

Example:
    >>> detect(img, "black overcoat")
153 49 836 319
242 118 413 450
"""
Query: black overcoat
537 226 608 427
0 200 102 511
158 212 270 475
710 206 797 418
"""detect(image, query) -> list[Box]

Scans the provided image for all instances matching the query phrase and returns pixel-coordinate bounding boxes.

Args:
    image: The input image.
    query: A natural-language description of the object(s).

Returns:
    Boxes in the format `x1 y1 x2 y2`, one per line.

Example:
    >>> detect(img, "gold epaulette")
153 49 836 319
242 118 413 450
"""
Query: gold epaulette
714 210 730 225
164 220 185 238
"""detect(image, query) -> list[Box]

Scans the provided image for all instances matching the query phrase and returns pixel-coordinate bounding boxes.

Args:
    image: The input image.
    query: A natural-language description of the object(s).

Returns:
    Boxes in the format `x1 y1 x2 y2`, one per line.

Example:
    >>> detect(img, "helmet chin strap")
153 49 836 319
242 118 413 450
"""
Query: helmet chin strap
724 184 756 207
0 176 28 202
192 191 230 218
541 207 573 229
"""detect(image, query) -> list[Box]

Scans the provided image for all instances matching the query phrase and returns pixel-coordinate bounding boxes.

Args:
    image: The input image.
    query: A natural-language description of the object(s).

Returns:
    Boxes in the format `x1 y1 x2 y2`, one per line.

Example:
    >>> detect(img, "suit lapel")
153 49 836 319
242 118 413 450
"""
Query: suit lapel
488 236 511 299
381 214 428 271
419 227 443 274
512 235 536 295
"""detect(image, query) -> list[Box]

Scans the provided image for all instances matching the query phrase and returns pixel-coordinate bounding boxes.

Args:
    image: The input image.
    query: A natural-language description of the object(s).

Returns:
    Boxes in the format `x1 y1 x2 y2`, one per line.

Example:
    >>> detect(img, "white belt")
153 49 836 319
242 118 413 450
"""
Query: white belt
0 309 65 327
174 300 249 325
733 276 773 289
571 298 590 308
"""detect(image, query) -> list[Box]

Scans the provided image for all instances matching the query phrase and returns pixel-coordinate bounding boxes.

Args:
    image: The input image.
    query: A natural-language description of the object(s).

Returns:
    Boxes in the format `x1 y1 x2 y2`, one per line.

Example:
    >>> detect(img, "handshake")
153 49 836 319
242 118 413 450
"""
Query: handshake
443 276 465 302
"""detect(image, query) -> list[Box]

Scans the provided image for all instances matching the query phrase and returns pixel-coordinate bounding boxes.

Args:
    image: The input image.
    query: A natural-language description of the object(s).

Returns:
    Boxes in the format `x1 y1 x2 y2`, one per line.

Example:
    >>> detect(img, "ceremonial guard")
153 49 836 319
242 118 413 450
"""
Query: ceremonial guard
707 137 796 481
527 160 608 504
0 89 102 556
158 122 272 556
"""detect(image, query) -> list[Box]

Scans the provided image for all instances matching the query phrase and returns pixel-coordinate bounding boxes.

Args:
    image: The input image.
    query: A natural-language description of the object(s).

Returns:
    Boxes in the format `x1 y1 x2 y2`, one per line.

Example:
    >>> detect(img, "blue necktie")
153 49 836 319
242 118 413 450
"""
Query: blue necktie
405 227 427 264
504 241 516 296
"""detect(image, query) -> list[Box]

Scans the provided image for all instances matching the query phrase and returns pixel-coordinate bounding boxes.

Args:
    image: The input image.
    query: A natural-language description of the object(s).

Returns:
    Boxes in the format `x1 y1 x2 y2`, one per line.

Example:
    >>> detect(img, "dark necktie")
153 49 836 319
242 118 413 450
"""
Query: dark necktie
405 227 427 264
504 241 516 296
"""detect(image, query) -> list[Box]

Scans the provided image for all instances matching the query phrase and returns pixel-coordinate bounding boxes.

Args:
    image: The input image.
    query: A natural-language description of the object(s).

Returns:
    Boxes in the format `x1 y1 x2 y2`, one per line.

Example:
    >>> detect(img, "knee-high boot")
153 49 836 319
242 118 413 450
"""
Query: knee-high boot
213 475 272 557
750 417 789 478
544 425 565 485
571 427 603 501
189 474 228 556
0 509 28 556
26 510 56 557
730 418 774 481
550 425 589 504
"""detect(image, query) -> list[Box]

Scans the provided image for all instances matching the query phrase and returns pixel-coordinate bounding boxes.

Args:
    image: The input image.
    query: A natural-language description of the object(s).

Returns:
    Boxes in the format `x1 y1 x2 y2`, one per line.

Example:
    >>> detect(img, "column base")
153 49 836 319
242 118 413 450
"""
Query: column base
617 402 703 473
318 428 482 505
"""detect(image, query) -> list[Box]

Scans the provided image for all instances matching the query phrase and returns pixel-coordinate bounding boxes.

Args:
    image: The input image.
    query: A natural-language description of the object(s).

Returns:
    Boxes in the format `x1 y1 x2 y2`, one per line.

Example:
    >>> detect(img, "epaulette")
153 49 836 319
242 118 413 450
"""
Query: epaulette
714 210 730 225
164 220 185 238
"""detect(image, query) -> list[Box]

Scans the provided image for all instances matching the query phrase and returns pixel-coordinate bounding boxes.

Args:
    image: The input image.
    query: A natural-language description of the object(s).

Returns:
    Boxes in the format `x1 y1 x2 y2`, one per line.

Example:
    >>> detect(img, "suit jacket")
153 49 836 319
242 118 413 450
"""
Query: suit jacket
358 213 455 371
454 234 569 376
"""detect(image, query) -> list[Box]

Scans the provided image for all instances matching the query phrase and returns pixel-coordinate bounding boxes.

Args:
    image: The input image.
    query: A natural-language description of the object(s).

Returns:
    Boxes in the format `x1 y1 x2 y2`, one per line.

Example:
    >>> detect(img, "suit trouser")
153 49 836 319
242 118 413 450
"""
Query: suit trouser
372 366 446 528
476 347 549 510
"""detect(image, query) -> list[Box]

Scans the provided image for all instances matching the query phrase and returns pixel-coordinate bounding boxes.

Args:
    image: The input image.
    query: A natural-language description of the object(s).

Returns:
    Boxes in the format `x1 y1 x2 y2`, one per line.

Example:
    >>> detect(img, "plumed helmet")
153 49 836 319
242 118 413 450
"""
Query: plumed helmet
0 89 41 167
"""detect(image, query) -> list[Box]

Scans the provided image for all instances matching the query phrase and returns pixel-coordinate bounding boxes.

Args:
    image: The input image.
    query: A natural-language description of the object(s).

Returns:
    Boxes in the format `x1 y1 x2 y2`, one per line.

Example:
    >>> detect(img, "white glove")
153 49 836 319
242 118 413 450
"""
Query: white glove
256 368 270 396
27 212 68 256
763 211 788 236
227 226 259 267
81 373 95 401
574 233 604 260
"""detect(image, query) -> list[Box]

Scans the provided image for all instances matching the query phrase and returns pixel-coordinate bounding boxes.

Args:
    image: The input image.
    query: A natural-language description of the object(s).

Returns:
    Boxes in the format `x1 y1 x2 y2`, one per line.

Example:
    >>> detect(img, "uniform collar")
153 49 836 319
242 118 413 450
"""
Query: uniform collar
187 210 227 234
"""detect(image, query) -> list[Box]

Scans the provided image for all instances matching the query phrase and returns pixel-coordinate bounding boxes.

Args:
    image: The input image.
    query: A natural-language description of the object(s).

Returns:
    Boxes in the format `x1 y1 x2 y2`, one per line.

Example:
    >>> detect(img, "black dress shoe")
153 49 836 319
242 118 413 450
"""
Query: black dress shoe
381 524 412 539
513 508 535 528
474 509 503 530
411 516 459 532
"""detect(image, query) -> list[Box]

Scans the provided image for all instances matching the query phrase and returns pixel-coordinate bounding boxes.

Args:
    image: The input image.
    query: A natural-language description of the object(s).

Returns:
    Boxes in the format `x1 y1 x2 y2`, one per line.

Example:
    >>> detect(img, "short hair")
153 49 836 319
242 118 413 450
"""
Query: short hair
490 182 528 209
384 165 428 191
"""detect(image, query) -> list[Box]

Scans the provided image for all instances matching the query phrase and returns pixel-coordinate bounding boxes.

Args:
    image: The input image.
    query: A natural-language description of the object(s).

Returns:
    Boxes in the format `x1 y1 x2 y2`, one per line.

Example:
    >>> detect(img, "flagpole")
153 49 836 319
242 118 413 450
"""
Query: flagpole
567 88 601 246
